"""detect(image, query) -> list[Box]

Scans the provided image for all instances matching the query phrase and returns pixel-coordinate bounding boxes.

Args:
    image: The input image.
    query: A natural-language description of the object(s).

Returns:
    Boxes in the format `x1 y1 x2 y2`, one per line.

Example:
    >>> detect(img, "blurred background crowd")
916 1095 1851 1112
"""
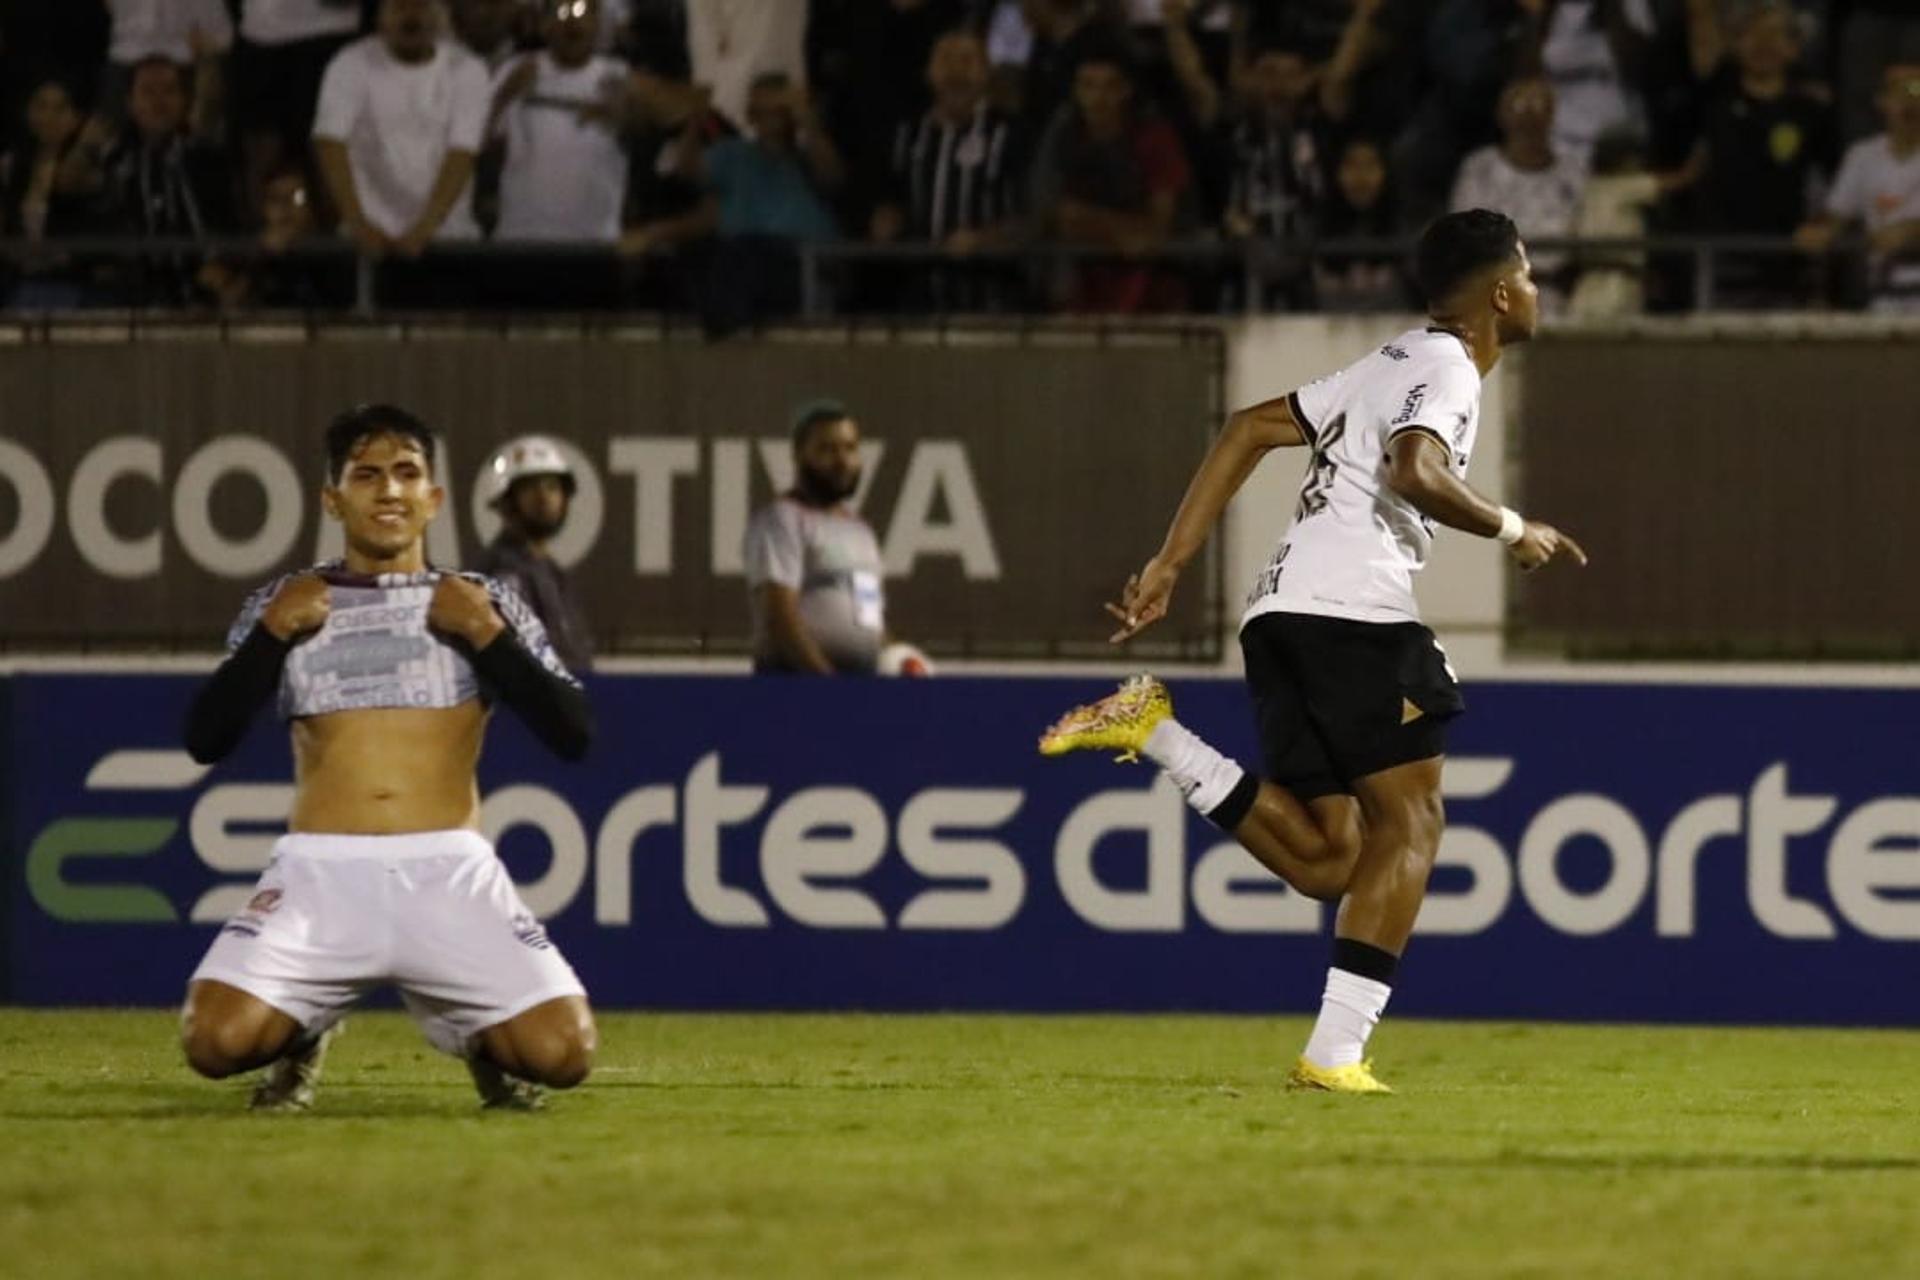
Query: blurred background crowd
1 0 1917 322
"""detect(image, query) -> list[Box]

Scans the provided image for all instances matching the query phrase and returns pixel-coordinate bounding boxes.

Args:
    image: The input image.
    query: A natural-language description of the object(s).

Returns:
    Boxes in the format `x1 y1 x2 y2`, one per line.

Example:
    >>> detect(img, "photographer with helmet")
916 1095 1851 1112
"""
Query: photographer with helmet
478 434 594 673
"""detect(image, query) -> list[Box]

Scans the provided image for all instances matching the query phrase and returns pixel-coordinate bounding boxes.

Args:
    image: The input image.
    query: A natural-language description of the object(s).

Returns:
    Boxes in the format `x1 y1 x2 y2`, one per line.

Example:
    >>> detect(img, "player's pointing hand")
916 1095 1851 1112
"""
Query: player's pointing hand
1509 520 1588 571
1106 556 1179 643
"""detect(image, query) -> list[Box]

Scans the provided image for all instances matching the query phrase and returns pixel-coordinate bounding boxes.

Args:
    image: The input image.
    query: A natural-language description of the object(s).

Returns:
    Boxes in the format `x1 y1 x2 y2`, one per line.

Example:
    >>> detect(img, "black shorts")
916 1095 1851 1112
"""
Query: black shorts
1238 612 1464 801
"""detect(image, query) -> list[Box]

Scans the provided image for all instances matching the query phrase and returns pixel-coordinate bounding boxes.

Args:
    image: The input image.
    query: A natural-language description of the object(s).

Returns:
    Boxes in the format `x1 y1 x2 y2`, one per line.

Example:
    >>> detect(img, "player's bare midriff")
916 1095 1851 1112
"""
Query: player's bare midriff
288 702 488 834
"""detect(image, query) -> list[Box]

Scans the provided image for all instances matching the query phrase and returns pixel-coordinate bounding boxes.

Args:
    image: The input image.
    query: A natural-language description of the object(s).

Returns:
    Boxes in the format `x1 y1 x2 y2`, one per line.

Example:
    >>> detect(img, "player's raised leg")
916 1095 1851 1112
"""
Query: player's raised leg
1040 675 1362 900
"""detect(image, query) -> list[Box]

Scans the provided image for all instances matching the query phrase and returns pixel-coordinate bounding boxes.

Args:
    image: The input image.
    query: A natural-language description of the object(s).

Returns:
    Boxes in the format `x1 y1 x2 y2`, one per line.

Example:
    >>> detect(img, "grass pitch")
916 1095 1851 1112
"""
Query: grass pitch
2 1012 1917 1279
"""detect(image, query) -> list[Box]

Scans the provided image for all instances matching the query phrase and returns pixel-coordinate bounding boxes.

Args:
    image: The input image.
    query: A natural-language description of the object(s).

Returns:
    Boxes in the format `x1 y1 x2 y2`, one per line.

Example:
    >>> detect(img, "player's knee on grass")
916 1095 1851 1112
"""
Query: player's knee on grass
486 996 597 1089
179 982 299 1078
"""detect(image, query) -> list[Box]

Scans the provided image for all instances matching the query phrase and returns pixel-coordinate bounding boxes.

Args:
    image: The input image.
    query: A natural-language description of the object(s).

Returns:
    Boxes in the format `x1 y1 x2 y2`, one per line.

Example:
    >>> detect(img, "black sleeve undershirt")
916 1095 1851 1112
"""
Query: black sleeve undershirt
182 624 290 764
470 631 594 762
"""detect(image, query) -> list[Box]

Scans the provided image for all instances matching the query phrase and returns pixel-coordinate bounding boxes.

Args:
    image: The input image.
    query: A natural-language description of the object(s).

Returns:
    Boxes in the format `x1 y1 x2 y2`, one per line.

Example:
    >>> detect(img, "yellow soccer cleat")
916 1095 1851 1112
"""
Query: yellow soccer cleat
1288 1056 1394 1095
1037 674 1172 763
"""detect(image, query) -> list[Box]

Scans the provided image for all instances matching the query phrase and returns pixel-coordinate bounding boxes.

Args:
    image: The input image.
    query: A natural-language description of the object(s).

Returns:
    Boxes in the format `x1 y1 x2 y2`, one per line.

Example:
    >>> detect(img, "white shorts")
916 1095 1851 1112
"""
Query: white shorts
190 830 587 1055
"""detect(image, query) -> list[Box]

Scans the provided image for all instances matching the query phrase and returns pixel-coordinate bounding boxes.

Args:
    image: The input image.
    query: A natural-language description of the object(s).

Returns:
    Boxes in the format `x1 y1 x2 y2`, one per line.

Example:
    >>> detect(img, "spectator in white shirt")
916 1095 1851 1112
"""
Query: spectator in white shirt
1527 0 1657 166
1450 75 1586 305
1798 61 1920 312
231 0 365 218
313 0 492 260
490 0 633 244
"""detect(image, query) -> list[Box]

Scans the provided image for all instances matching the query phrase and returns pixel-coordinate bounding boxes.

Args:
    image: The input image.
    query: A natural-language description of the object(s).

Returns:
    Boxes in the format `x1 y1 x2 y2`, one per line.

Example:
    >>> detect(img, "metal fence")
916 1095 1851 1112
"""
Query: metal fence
0 233 1888 319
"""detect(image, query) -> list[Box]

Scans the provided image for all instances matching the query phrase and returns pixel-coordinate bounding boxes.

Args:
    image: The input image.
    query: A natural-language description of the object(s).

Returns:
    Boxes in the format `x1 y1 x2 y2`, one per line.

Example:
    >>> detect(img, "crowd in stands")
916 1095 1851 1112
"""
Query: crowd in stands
1 0 1918 323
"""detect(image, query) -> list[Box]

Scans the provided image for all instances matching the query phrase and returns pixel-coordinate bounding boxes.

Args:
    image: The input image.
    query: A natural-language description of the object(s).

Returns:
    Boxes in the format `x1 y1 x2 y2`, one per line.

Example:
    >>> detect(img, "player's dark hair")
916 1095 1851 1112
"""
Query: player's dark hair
790 398 851 450
325 404 436 482
1413 209 1521 307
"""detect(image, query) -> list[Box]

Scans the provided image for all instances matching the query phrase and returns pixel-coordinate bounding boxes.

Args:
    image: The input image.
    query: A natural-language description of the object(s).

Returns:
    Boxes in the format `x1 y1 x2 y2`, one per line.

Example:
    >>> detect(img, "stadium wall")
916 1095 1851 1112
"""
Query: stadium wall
7 672 1919 1026
0 324 1225 662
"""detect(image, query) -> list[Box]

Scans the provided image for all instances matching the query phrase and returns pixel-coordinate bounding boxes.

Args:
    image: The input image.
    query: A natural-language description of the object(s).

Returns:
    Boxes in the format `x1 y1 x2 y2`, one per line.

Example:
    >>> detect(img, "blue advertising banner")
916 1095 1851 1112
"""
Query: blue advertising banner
6 674 1917 1024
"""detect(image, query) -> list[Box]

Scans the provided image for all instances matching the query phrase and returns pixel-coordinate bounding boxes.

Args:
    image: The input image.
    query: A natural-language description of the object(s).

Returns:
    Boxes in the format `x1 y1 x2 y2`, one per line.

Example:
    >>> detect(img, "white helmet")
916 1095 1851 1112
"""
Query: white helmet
484 435 576 505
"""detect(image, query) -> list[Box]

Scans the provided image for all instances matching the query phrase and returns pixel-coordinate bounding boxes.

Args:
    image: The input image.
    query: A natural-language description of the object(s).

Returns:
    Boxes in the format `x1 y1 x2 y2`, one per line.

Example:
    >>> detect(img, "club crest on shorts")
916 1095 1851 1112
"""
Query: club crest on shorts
246 889 284 915
511 910 552 951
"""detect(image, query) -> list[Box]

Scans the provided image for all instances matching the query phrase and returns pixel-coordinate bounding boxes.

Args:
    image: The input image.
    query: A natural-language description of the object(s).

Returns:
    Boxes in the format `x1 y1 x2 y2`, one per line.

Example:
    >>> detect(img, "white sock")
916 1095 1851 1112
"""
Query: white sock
1144 718 1246 817
1302 968 1393 1069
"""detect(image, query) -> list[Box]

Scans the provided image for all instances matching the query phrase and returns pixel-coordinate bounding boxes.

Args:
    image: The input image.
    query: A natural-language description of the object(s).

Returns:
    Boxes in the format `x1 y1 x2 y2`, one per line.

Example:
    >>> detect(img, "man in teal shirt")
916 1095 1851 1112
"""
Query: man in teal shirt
684 70 843 331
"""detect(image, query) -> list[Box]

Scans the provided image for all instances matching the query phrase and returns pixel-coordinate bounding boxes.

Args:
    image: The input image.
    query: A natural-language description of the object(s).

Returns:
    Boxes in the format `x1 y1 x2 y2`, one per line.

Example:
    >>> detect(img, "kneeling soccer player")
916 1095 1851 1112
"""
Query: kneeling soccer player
180 404 597 1111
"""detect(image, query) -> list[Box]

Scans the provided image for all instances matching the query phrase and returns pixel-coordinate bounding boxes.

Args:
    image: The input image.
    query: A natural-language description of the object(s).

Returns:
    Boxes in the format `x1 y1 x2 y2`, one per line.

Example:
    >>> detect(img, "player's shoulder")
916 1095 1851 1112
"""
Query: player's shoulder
244 560 333 600
456 567 516 599
462 568 543 625
1386 328 1479 385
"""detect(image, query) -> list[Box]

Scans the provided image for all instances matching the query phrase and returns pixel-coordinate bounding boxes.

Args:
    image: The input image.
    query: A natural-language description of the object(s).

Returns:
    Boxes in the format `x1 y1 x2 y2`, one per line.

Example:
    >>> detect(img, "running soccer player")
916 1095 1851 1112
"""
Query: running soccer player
179 404 596 1111
1040 210 1586 1093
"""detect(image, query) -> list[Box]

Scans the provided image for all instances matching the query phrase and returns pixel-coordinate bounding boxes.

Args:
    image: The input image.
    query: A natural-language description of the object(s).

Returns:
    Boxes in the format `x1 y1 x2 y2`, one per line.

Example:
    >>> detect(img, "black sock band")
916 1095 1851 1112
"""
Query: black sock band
1204 772 1260 833
1331 937 1399 985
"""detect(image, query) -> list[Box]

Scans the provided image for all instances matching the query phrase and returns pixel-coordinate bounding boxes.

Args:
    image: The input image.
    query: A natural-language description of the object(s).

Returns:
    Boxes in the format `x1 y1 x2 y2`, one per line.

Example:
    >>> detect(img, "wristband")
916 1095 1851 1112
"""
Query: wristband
1495 506 1525 546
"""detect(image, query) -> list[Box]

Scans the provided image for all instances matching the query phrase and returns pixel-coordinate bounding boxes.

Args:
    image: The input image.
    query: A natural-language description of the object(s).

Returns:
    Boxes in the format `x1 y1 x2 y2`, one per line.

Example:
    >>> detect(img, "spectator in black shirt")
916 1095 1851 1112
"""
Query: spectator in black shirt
869 27 1027 310
1 76 90 307
873 31 1026 253
478 435 595 674
59 57 238 305
810 0 972 216
1314 135 1413 312
1166 24 1326 303
197 165 351 310
1020 0 1131 132
1694 1 1835 304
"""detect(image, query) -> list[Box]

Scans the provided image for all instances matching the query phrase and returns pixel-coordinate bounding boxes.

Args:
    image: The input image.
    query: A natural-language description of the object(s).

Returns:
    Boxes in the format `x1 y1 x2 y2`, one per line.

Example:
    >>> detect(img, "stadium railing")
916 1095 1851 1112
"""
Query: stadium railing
0 234 1879 318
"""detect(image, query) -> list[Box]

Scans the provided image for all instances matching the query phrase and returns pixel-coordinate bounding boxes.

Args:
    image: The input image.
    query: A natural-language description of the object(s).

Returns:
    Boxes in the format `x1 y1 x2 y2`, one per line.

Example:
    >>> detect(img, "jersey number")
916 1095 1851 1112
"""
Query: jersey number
1295 412 1347 520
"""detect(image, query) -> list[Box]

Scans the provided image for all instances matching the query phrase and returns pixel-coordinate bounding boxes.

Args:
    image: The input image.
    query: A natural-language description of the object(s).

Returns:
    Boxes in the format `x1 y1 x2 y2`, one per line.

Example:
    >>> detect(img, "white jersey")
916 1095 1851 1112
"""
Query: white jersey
1242 327 1483 627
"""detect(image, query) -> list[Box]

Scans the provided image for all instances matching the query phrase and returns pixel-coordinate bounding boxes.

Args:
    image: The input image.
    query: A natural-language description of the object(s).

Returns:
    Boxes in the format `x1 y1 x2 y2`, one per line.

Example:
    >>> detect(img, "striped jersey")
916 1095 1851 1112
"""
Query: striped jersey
888 104 1021 240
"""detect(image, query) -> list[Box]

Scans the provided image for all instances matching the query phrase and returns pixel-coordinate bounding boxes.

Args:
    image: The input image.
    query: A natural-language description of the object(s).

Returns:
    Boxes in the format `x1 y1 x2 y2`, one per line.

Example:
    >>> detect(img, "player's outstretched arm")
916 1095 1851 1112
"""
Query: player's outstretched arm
1108 395 1308 642
1384 433 1588 571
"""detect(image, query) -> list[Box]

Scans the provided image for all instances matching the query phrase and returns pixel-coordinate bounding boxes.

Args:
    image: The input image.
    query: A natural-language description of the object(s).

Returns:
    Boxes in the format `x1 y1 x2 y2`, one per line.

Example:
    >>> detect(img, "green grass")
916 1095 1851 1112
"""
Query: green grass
2 1012 1918 1279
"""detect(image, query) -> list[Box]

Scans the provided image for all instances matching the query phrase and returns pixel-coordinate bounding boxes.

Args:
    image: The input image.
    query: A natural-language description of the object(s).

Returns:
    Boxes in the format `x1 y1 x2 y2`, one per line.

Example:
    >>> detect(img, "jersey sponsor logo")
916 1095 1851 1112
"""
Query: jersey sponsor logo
1390 383 1428 427
302 631 433 682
